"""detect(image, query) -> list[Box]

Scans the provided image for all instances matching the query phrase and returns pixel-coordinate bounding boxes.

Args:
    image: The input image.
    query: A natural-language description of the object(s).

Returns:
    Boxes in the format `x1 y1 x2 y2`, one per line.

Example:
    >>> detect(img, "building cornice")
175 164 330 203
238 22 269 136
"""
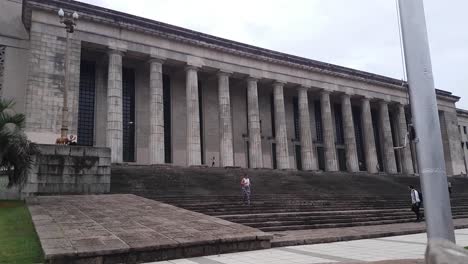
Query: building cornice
22 0 460 102
457 108 468 118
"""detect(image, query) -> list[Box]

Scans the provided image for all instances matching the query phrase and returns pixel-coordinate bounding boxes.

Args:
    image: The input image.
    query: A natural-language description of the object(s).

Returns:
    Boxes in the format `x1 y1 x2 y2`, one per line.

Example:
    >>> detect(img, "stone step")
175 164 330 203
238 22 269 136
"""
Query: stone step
258 214 468 232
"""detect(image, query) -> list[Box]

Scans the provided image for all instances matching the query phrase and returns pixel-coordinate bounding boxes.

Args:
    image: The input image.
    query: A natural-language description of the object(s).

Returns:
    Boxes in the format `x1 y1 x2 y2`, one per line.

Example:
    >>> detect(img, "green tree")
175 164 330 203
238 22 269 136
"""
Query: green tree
0 99 38 187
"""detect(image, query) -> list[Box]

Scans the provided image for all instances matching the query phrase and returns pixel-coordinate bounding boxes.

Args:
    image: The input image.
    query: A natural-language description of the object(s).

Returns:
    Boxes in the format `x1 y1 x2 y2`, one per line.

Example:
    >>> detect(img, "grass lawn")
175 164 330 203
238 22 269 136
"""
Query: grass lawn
0 200 43 264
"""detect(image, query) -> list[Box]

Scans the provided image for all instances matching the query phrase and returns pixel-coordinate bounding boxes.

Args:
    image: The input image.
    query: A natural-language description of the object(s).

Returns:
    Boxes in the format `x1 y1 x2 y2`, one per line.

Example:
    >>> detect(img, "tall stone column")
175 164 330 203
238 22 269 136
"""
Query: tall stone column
185 65 201 166
298 86 317 170
397 104 414 174
341 94 359 172
361 97 378 173
217 71 234 167
273 81 290 169
379 101 397 174
106 50 123 163
247 77 263 168
148 58 165 164
321 91 338 171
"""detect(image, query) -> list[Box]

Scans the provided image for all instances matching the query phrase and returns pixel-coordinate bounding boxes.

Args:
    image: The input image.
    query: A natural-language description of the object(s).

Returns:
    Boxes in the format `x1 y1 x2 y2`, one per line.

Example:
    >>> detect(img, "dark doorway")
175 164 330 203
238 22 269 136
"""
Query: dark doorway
295 145 302 170
337 149 347 171
77 60 96 146
353 106 366 171
122 68 135 162
163 74 172 163
371 109 383 172
272 143 277 169
317 146 325 171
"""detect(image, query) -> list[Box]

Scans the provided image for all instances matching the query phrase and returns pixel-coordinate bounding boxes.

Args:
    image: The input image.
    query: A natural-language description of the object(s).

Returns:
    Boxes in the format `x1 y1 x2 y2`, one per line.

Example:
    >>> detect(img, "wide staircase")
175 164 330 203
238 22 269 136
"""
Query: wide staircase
111 165 468 233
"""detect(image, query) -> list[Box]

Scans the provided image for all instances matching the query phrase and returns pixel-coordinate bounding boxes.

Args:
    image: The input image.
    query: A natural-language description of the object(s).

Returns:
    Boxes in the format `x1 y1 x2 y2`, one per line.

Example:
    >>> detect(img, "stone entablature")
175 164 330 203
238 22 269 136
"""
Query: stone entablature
14 0 467 176
22 0 459 106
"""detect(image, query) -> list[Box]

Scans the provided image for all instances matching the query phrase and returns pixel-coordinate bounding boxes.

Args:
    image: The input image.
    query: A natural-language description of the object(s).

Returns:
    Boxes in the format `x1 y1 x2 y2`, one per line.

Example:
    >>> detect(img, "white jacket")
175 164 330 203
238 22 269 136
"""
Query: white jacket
411 189 420 204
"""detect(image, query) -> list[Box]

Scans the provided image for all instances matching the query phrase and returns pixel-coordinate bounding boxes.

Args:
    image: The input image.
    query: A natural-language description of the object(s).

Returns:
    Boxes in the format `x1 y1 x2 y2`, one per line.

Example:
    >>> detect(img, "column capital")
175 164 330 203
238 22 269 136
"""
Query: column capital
185 64 199 72
273 81 285 87
319 89 331 96
378 99 391 106
217 70 232 77
298 85 310 92
341 92 352 99
107 49 125 57
247 76 259 83
148 56 165 64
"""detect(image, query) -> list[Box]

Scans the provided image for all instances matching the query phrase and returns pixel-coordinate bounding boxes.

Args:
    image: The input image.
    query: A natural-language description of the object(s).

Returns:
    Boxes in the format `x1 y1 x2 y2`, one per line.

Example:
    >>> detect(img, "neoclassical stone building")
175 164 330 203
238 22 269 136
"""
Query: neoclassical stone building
1 0 467 175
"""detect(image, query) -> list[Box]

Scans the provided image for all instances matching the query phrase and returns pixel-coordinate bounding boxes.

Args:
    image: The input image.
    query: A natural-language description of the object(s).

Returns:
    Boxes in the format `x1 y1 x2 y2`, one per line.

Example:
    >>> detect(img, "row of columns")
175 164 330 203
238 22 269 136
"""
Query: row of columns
105 50 414 174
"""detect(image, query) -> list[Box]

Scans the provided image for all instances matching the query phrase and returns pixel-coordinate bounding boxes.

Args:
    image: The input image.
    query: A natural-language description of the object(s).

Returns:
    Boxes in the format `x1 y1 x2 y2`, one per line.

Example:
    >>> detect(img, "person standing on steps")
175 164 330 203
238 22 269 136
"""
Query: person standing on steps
409 185 421 222
241 175 251 206
211 156 215 167
448 181 452 197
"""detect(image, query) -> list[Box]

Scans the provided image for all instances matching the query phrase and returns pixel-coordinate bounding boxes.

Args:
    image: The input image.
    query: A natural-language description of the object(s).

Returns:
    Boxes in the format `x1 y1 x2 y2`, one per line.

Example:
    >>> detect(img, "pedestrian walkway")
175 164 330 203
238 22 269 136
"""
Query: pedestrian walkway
148 228 468 264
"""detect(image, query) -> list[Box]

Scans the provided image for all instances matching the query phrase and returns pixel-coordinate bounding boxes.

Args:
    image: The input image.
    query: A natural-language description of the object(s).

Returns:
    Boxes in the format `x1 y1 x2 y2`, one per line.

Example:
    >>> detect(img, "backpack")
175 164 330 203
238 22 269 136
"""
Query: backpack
418 190 423 203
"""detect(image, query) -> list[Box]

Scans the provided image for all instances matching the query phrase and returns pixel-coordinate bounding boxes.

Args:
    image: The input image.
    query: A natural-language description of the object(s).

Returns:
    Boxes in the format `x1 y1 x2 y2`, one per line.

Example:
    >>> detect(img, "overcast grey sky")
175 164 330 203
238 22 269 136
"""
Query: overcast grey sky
77 0 468 109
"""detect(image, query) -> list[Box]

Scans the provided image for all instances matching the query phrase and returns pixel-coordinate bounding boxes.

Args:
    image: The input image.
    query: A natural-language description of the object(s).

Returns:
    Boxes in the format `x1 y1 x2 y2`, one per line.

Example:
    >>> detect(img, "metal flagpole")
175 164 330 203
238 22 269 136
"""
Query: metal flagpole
397 0 455 242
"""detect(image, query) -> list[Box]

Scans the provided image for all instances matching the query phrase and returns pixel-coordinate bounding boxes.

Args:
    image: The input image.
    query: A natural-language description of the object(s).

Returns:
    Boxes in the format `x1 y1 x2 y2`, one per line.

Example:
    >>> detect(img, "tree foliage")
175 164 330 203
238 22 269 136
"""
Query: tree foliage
0 99 39 187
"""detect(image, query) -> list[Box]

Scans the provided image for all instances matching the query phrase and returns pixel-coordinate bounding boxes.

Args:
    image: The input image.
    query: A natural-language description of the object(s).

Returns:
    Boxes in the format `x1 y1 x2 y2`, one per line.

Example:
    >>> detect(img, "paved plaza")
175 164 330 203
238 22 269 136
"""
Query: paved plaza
148 229 468 264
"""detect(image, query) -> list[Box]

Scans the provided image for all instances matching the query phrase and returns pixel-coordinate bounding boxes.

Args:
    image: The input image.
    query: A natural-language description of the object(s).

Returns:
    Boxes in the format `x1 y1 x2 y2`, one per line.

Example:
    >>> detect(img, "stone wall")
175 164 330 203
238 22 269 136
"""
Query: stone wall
21 144 111 197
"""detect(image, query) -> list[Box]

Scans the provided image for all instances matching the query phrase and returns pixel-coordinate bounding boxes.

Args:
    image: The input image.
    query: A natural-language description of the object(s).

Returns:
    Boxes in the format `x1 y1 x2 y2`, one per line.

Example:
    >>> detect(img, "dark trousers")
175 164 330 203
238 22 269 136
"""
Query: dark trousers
412 202 421 221
242 186 251 205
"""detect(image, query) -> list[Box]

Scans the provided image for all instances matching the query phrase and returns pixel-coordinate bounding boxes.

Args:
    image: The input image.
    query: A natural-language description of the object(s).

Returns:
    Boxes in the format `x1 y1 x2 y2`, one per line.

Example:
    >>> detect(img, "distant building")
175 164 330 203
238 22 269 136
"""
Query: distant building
0 0 466 175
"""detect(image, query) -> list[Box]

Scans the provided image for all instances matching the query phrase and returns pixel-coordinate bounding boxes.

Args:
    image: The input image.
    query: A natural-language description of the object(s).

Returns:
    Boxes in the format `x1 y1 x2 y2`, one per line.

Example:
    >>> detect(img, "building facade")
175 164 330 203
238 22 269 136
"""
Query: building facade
458 109 468 174
1 0 467 175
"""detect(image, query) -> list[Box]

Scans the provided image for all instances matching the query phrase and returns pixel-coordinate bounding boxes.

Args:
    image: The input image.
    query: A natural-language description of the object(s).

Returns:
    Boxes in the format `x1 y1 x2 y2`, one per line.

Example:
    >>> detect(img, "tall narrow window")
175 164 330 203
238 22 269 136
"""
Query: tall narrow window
293 97 300 140
163 74 172 163
371 109 383 172
334 104 344 145
270 93 276 137
198 81 205 165
122 68 136 162
77 60 96 146
295 145 302 170
314 100 323 143
353 106 365 171
272 143 277 169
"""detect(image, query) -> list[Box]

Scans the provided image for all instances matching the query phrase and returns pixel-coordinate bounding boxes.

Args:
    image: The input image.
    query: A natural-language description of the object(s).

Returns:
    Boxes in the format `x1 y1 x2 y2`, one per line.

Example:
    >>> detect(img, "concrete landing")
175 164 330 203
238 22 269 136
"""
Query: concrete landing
27 194 271 264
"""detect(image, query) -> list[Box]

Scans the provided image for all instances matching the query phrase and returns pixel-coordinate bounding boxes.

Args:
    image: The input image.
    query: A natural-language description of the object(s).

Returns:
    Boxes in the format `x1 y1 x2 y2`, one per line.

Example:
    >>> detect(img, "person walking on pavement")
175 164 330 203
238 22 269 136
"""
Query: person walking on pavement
409 185 421 222
241 175 251 206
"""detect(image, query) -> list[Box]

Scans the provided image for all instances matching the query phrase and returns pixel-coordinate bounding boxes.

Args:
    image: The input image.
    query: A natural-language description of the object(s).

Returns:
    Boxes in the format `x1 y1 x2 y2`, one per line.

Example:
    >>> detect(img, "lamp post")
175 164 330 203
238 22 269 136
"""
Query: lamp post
57 8 78 141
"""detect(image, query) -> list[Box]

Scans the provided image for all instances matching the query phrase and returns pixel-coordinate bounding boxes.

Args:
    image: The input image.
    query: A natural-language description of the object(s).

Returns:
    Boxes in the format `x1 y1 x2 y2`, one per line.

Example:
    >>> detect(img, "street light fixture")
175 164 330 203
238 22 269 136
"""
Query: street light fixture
57 8 78 142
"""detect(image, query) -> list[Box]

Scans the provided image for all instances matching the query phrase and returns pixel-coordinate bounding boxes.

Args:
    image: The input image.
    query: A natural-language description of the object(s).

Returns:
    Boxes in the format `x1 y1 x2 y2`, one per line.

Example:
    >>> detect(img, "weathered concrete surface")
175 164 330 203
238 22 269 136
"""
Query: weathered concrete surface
247 77 263 168
298 87 317 171
321 91 338 172
342 94 359 172
273 82 290 169
185 66 202 166
362 98 379 173
149 58 165 164
379 101 397 174
27 194 271 263
106 50 123 163
217 71 234 167
22 144 111 198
